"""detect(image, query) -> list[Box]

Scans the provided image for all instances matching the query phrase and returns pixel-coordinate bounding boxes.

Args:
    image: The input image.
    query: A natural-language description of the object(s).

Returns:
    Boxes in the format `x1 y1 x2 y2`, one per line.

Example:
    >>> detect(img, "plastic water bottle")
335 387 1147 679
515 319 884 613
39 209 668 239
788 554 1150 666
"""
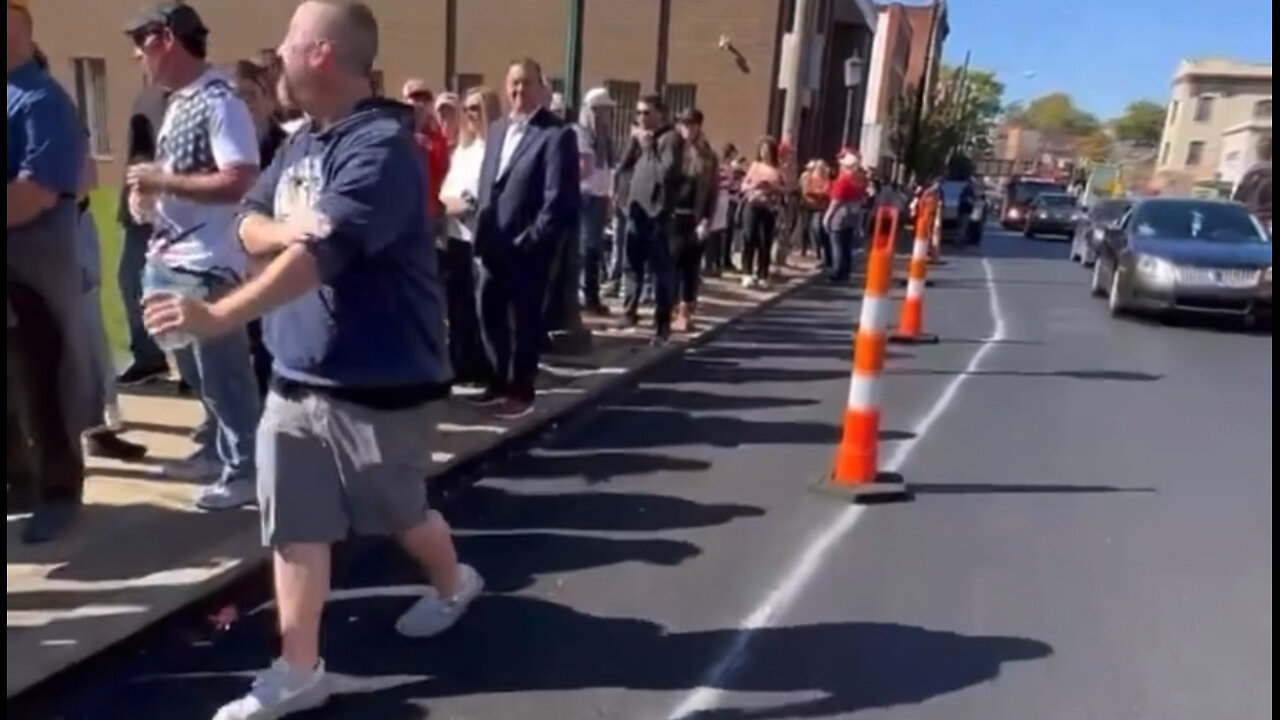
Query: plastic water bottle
141 257 206 351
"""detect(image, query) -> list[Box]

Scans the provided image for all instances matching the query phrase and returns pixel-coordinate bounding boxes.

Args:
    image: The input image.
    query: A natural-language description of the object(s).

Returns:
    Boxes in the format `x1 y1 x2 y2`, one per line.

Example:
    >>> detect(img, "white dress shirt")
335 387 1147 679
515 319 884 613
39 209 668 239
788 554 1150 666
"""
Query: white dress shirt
497 112 533 179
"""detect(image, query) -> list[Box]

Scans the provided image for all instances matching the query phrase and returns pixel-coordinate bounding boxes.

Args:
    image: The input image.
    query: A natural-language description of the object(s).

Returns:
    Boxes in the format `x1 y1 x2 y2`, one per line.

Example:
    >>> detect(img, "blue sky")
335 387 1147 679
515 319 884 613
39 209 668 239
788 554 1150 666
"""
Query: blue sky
940 0 1273 119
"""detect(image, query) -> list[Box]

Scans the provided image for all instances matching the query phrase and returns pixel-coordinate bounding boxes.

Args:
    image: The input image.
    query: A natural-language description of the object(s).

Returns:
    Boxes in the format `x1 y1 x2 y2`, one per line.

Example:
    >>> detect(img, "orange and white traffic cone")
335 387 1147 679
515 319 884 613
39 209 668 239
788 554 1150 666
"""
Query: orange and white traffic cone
812 205 912 503
890 194 940 345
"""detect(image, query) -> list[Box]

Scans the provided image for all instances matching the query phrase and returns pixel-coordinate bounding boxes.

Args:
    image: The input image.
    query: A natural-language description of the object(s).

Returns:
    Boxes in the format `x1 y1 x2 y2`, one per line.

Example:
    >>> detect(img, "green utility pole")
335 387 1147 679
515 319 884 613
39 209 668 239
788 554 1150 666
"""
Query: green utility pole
564 0 584 117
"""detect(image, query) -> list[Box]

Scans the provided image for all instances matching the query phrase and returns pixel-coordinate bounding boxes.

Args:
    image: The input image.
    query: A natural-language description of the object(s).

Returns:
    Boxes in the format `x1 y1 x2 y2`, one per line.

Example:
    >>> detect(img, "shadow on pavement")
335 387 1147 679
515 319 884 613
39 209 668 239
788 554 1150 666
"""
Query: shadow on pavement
623 386 822 412
459 532 700 593
886 368 1163 382
910 482 1156 496
554 408 847 451
110 596 1052 720
452 485 765 532
488 449 714 483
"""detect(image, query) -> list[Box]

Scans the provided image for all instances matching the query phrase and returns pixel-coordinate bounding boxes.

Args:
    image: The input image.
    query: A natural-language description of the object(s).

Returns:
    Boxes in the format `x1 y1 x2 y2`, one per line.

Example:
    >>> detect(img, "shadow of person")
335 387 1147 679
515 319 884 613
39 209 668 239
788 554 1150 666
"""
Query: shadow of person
119 596 1052 720
452 485 766 533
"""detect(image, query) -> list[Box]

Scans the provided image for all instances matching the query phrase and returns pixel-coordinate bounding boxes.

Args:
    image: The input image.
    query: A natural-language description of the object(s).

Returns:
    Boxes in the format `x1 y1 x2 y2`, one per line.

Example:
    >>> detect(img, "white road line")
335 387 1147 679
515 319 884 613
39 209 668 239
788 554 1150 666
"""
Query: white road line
666 257 1008 719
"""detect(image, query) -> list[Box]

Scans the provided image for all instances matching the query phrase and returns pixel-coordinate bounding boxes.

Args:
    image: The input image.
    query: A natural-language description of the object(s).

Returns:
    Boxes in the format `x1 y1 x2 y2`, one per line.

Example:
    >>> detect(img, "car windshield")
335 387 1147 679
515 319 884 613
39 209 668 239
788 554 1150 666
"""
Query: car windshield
1133 201 1269 243
1037 194 1075 208
1013 182 1065 204
1092 200 1131 222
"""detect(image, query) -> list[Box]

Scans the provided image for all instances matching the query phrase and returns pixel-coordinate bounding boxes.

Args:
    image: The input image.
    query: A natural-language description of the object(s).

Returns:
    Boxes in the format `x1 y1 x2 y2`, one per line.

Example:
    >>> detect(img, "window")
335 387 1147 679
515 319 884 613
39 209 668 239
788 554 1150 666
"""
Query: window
603 79 641 152
1159 142 1171 166
1167 101 1178 125
369 70 384 97
1254 99 1272 120
71 57 110 157
662 83 697 116
1193 95 1214 123
453 73 483 94
1184 140 1205 166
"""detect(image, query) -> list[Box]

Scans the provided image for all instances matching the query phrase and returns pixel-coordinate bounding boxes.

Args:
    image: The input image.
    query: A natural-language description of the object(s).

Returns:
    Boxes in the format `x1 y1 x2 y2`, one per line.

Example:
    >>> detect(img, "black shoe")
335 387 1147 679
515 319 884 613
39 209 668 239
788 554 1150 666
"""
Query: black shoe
85 430 148 462
616 315 640 332
176 380 194 397
466 387 506 407
116 362 168 387
582 302 611 317
22 499 80 544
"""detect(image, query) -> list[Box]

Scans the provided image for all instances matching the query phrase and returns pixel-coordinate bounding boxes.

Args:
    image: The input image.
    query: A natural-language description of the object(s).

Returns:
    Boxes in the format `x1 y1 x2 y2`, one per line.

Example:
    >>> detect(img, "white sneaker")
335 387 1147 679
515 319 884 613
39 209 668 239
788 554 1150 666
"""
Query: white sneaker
395 564 484 639
103 402 124 431
740 275 753 288
152 457 221 481
196 479 257 511
213 658 331 720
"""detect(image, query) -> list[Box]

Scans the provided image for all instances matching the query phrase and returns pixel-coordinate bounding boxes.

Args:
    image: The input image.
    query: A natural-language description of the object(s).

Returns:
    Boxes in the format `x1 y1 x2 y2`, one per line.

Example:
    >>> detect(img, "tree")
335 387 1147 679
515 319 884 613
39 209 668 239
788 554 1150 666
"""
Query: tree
1020 92 1100 135
936 64 1005 156
1076 129 1113 162
1111 100 1166 147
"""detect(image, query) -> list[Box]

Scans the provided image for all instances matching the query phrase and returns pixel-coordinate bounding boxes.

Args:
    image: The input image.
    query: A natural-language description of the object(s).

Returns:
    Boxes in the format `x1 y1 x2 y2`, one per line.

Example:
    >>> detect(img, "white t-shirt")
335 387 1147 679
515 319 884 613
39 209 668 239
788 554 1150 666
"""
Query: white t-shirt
151 69 259 275
575 124 612 197
440 141 486 242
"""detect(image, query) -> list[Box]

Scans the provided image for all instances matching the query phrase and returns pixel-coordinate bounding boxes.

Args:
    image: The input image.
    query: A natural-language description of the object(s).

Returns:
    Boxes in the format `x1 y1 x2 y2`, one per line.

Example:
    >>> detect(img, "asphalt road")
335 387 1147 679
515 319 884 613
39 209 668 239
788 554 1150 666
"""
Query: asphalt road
17 229 1272 720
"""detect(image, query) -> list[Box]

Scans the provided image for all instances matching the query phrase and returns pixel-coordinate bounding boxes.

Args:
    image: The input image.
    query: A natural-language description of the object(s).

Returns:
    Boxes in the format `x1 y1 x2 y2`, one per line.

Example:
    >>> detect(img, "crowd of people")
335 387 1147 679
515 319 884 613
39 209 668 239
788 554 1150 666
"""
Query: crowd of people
8 1 900 717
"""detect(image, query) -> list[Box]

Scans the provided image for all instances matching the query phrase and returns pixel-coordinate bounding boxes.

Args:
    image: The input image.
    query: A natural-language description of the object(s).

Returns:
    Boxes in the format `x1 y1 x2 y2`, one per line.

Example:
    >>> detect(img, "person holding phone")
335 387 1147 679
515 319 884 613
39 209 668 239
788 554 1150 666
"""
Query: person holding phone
740 136 784 288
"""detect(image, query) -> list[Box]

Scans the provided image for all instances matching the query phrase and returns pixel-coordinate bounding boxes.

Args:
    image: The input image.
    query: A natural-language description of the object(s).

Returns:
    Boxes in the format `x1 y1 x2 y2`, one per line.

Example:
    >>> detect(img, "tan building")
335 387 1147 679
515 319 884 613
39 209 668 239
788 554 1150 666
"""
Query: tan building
1154 58 1272 195
856 1 946 174
31 0 878 184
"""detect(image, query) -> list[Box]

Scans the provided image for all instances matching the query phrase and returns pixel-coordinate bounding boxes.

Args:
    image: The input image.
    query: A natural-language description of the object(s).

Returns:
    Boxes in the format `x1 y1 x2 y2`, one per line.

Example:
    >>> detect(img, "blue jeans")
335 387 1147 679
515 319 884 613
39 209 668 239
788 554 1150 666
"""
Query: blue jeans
622 208 674 333
118 219 166 369
579 195 609 308
76 215 117 421
606 207 626 287
144 263 260 483
810 212 832 269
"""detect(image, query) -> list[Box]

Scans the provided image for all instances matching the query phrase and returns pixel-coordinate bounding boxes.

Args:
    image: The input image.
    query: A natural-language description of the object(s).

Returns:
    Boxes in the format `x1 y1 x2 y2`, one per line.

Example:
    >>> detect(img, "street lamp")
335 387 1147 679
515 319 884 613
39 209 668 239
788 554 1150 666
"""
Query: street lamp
841 53 865 146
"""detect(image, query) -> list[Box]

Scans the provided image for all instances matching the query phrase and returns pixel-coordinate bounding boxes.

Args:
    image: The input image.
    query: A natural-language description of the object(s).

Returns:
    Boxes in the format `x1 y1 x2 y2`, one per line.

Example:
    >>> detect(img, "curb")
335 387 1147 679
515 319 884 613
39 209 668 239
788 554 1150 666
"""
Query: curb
9 268 824 705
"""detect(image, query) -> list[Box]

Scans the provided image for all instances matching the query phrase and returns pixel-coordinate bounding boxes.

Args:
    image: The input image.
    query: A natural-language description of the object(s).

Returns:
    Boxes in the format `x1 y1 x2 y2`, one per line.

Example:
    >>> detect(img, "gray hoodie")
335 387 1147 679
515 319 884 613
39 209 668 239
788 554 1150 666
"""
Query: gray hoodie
616 124 684 218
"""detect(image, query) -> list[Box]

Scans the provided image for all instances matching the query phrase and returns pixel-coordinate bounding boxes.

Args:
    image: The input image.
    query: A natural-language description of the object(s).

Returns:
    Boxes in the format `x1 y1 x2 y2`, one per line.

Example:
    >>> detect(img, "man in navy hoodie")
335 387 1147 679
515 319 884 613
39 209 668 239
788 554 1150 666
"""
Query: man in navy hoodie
143 3 480 718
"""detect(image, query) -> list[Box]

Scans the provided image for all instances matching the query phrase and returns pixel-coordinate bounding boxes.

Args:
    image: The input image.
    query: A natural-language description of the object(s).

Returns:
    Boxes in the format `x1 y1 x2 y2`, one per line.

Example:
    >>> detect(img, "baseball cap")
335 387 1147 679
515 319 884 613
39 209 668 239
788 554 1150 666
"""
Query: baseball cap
123 2 208 40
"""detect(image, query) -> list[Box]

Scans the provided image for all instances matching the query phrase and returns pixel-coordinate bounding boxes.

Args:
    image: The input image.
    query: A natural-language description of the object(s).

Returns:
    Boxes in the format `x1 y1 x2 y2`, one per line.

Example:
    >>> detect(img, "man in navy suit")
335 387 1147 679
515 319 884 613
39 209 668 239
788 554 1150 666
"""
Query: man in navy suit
471 58 579 419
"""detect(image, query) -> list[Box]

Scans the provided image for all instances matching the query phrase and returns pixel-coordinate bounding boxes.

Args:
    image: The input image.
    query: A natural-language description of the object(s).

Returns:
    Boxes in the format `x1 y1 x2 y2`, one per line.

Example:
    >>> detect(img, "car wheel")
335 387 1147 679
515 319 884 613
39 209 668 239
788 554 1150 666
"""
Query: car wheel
1090 259 1107 297
1107 267 1127 316
1023 227 1035 238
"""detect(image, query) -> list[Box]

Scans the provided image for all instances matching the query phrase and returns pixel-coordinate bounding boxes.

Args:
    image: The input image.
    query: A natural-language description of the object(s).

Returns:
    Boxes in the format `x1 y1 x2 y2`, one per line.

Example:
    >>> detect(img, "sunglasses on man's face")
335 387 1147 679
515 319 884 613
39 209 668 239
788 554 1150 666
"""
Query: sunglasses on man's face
130 26 165 49
635 108 652 117
406 91 433 104
463 104 483 115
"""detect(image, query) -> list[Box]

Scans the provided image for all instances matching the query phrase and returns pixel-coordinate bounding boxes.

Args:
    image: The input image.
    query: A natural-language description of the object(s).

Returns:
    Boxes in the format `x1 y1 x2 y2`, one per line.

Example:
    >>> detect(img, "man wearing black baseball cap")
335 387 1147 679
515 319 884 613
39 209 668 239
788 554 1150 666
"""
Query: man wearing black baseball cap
122 0 264 511
123 1 209 47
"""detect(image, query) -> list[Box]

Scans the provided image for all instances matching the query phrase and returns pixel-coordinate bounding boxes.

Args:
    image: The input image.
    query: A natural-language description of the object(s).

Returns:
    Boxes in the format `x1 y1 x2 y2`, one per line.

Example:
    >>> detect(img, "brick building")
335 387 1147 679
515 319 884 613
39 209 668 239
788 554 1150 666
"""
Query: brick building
31 0 877 182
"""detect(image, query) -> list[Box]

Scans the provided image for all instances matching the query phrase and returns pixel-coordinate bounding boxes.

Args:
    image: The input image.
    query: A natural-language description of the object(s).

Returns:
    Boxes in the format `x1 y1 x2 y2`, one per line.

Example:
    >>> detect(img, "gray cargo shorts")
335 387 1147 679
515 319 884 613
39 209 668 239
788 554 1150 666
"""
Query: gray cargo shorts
256 388 438 546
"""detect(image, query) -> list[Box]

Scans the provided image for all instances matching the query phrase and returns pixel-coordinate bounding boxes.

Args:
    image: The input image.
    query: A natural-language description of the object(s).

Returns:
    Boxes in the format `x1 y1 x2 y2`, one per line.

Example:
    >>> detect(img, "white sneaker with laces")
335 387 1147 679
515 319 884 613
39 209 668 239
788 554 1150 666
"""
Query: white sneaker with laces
213 658 331 720
396 564 484 639
196 479 257 511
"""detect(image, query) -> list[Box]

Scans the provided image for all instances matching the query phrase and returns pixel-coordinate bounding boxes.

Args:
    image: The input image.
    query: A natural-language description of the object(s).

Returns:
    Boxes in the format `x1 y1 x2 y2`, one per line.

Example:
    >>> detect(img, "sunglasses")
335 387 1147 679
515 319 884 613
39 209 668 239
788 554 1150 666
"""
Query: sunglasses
130 26 165 49
635 108 652 116
405 91 433 103
463 104 483 115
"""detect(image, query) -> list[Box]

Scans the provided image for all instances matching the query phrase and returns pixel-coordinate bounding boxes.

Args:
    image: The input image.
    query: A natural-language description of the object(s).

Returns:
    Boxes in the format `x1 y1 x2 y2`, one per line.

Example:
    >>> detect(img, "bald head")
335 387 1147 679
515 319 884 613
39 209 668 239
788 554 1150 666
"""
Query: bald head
295 0 378 77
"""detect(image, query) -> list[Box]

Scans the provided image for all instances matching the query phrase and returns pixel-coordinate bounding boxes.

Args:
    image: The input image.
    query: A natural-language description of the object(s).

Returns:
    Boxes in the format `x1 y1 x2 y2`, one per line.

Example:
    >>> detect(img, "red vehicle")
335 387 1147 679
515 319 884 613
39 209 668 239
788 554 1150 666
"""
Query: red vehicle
1001 176 1069 229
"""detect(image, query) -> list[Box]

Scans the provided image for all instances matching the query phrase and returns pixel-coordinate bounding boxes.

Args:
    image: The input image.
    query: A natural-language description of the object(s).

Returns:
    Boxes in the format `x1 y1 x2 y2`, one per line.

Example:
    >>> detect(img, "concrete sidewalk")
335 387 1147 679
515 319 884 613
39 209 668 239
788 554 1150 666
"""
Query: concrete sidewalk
5 262 820 699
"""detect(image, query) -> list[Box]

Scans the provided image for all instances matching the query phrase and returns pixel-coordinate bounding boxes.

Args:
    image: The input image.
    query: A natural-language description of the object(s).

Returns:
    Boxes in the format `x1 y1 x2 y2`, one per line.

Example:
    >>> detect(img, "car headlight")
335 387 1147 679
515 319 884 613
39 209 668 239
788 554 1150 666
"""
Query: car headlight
1135 254 1175 282
1091 228 1105 241
1037 211 1048 219
1008 208 1021 219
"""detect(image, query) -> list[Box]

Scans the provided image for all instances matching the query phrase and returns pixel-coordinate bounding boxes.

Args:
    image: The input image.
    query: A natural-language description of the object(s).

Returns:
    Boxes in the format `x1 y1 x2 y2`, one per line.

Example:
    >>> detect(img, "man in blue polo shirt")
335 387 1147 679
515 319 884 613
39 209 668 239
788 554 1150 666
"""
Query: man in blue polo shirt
7 0 96 543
